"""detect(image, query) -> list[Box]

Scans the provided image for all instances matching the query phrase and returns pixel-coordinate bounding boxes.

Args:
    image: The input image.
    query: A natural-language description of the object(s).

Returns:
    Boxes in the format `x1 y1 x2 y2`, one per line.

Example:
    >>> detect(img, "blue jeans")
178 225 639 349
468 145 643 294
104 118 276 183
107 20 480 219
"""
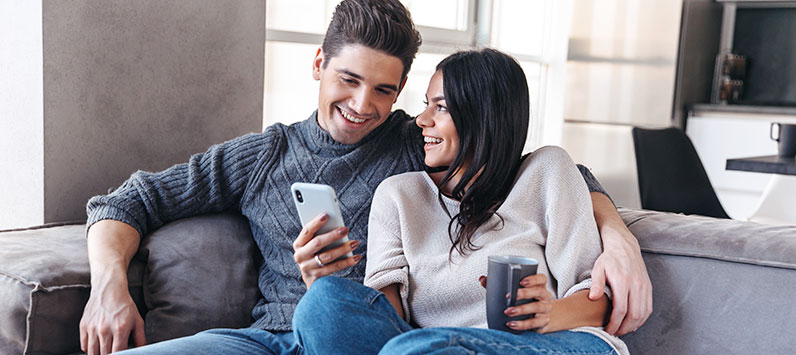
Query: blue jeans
115 328 298 354
293 276 616 355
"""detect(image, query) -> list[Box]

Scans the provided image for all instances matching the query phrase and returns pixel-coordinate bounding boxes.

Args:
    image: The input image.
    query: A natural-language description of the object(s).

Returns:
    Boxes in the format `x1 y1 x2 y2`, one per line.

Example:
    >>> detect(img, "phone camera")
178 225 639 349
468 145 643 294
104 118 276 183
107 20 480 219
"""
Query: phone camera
295 190 304 203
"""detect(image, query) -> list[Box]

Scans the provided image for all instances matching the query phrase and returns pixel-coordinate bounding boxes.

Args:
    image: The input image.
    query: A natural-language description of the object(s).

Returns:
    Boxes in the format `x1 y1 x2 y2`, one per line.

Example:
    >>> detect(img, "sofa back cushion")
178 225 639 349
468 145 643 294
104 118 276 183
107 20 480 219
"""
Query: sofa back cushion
138 213 262 343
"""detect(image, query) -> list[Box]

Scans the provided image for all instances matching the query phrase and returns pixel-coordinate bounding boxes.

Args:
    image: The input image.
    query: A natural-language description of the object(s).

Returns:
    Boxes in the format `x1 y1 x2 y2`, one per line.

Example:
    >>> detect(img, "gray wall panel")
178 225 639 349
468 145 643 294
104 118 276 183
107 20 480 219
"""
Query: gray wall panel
42 0 264 223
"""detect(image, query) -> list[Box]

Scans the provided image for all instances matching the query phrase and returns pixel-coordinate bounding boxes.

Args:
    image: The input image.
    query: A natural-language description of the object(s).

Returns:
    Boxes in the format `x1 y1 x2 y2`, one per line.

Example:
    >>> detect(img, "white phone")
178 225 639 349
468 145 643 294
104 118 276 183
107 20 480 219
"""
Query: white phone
290 182 353 260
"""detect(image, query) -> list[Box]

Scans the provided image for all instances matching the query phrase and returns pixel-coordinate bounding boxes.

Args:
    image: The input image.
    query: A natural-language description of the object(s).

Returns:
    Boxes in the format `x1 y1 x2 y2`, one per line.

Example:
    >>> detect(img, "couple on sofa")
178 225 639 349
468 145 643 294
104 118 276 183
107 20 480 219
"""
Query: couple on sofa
80 0 651 354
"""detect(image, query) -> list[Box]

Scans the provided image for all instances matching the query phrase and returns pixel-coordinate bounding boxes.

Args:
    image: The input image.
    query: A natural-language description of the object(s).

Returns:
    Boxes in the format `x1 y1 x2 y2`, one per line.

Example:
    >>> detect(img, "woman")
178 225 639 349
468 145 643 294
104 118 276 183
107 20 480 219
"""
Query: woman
293 49 628 355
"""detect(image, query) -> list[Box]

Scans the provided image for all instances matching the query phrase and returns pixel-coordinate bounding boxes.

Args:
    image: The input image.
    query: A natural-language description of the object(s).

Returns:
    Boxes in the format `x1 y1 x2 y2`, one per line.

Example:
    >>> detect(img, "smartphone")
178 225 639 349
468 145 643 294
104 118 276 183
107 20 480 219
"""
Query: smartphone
290 182 353 260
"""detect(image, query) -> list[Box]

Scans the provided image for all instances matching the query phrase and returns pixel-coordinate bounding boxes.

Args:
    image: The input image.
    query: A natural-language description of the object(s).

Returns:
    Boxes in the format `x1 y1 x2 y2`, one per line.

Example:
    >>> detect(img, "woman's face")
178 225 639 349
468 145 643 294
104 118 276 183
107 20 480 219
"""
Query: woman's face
417 70 459 168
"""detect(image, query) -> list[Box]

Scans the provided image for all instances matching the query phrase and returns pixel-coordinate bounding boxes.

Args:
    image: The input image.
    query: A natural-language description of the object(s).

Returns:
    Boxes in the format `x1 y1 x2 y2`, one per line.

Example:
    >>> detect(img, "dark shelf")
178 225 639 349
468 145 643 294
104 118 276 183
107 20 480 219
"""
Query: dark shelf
691 103 796 116
726 155 796 175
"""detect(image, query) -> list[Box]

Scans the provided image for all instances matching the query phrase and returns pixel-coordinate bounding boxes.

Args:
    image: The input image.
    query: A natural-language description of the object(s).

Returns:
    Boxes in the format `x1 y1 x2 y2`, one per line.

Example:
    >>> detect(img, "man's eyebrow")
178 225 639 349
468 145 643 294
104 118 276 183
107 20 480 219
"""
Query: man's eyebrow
336 68 399 92
336 68 363 80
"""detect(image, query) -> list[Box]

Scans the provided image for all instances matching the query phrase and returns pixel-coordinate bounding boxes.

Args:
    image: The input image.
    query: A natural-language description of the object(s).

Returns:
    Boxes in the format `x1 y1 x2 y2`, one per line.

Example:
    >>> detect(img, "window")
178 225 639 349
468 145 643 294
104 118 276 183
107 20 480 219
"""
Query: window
263 0 572 151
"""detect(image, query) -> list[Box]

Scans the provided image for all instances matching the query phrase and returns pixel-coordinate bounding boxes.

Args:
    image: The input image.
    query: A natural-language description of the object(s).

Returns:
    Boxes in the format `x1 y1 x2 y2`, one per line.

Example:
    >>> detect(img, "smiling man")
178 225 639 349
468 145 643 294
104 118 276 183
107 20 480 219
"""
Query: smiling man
79 0 651 354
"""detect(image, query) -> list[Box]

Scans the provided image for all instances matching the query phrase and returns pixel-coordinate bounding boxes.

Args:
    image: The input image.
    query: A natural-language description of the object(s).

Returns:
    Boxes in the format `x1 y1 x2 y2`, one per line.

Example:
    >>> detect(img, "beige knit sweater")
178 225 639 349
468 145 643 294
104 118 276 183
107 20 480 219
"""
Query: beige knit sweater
364 146 628 354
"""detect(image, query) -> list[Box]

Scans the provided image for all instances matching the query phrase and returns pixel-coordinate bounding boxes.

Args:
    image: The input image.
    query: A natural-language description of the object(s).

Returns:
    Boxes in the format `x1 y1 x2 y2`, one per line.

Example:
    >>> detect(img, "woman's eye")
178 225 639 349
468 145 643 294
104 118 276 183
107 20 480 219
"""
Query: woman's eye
437 105 447 112
422 100 429 107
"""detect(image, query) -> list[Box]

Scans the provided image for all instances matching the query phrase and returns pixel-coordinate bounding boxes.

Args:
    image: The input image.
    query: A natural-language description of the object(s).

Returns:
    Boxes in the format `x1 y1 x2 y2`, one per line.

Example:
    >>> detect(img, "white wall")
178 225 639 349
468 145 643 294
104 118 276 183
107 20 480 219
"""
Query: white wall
0 1 45 229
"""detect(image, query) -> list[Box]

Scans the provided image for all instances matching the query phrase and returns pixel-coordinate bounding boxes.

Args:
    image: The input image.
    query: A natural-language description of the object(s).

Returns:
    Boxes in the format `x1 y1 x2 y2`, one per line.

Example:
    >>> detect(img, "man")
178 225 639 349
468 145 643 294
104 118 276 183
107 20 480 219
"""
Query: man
80 1 651 354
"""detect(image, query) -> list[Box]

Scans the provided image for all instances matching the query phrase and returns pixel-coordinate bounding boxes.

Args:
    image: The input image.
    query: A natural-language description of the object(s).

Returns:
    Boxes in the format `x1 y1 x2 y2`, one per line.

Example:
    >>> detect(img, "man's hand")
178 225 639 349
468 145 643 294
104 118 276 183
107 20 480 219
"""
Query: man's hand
589 193 653 336
80 219 145 354
293 213 361 288
80 281 146 355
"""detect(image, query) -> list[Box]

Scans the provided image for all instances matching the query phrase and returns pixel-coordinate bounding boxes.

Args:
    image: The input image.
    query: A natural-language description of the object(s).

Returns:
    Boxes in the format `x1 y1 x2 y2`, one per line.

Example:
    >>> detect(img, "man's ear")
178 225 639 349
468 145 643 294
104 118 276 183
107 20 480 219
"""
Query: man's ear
395 76 408 103
312 48 324 81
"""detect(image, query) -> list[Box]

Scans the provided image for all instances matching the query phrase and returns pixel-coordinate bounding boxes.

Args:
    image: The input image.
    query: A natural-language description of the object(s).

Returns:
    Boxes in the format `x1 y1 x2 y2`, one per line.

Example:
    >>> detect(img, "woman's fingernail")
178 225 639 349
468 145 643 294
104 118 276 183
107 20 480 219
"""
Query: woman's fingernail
350 240 360 249
507 322 517 328
339 227 349 235
320 213 328 221
505 308 517 315
353 255 363 262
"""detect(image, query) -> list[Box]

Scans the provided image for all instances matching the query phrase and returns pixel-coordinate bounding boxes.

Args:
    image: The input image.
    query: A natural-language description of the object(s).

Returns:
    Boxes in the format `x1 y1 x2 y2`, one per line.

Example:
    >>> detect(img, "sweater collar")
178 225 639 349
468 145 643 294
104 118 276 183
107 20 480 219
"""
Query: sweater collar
299 110 399 154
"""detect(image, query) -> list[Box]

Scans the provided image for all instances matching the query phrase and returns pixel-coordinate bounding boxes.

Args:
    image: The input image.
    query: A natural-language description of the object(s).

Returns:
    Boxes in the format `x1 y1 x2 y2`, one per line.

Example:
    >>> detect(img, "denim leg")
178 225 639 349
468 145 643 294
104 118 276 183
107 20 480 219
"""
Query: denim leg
293 276 413 355
115 328 298 355
380 328 616 355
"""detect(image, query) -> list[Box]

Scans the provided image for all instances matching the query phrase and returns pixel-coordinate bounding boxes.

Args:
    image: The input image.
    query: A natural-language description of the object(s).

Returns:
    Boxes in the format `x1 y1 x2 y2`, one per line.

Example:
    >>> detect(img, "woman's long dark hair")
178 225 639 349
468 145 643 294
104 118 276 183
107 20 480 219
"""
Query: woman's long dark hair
435 48 530 257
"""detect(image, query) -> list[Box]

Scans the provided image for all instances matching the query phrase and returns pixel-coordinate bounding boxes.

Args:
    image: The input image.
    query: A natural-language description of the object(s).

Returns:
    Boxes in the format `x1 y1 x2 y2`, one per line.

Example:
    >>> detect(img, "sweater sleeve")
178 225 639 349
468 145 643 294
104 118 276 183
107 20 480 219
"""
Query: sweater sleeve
85 129 278 237
531 147 607 300
364 180 412 322
576 163 613 205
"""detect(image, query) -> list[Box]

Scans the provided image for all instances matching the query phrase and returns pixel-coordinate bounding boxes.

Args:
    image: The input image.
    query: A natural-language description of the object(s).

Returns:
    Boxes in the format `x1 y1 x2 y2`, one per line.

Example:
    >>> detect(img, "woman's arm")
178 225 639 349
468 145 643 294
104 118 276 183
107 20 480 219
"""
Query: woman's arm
543 290 610 333
379 284 405 320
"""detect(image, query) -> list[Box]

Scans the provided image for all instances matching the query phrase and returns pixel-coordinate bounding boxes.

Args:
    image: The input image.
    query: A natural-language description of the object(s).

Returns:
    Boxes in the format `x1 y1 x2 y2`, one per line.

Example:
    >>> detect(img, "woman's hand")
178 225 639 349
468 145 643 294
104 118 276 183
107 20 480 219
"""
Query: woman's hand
506 274 553 332
479 274 553 333
292 213 362 289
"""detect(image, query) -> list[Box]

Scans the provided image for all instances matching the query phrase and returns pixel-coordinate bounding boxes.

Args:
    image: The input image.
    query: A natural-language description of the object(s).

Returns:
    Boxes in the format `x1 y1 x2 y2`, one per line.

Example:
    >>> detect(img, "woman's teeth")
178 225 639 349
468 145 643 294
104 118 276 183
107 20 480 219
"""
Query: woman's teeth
424 136 443 144
340 109 366 123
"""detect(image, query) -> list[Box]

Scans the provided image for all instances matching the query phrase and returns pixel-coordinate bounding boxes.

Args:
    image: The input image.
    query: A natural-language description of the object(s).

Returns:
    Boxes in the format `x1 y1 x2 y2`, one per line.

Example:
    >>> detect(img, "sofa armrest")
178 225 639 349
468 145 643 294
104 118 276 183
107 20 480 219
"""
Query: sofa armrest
0 212 261 354
618 208 796 355
0 224 144 355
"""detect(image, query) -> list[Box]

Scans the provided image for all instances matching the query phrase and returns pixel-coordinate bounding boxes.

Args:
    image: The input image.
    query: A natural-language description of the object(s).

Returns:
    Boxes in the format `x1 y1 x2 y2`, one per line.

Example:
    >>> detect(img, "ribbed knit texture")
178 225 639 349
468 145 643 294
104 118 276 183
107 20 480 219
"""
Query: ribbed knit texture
86 110 426 331
364 146 628 354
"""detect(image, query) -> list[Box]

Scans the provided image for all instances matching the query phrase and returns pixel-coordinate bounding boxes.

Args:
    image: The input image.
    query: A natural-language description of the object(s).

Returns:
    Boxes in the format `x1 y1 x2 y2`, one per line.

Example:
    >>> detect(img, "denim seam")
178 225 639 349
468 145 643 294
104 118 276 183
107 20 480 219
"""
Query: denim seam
448 334 615 355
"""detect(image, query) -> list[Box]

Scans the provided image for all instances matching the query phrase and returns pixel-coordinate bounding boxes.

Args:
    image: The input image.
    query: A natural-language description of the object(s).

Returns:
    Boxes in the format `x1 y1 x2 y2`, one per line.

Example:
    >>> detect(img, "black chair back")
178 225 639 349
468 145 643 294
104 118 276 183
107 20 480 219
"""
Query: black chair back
631 127 730 219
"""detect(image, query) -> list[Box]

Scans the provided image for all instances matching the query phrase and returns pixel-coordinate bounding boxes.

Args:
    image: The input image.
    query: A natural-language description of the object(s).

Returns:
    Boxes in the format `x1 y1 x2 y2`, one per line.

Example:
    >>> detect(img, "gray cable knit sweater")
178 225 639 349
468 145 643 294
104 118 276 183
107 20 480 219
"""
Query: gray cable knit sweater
86 110 608 331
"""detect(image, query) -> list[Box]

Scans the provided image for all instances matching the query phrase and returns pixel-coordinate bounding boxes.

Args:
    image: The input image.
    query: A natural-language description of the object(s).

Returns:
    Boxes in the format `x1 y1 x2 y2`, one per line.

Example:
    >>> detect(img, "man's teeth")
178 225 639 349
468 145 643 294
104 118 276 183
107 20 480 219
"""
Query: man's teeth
340 109 366 123
424 136 443 144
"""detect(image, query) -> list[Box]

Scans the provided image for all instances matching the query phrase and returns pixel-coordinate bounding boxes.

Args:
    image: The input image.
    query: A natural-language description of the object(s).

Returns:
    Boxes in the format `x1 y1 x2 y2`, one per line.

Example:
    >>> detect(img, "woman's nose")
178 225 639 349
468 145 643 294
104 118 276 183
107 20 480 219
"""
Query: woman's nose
416 108 433 128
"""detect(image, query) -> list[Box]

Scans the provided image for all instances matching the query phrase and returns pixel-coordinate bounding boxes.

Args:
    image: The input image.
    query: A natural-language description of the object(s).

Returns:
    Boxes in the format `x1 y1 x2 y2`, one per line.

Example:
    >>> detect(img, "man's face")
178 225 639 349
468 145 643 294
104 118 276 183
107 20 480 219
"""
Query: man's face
313 45 406 145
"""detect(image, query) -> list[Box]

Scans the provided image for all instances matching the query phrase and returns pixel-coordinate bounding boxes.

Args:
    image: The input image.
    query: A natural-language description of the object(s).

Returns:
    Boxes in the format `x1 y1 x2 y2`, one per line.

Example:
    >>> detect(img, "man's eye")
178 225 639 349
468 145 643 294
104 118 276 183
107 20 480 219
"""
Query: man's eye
341 77 356 84
377 88 391 95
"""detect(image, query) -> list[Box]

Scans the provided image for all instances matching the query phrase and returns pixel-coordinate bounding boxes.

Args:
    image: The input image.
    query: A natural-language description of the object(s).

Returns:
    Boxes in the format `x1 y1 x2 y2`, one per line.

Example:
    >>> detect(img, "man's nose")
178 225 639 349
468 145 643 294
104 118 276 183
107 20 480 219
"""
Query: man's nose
349 88 373 116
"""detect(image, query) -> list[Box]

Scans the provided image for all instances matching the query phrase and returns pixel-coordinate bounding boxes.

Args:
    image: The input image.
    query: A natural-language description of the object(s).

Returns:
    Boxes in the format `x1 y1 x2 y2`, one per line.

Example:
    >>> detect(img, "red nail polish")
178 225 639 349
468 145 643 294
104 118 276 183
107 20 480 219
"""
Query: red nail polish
320 213 328 221
350 240 360 249
353 255 362 262
507 322 516 328
505 308 516 315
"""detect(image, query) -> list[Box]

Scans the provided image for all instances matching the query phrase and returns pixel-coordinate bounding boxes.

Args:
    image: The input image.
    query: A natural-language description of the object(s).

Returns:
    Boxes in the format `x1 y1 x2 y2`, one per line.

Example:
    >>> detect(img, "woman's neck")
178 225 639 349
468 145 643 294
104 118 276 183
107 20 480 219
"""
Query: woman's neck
430 165 477 198
429 171 458 197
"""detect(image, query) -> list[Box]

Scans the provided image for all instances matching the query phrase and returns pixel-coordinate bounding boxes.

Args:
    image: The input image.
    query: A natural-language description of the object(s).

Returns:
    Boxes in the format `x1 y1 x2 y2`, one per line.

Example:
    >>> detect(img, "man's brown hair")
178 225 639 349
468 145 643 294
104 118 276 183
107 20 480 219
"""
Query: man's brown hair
322 0 422 79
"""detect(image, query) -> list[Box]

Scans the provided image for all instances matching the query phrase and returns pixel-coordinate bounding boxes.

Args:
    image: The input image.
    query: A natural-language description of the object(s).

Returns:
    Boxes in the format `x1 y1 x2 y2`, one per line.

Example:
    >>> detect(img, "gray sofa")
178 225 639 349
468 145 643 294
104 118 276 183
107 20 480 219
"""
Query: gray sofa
1 209 795 354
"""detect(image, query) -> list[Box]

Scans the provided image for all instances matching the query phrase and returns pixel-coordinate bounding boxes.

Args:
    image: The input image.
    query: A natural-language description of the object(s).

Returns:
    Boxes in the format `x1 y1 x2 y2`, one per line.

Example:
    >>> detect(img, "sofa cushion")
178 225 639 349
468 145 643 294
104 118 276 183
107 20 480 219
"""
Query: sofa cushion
0 223 145 355
138 213 262 343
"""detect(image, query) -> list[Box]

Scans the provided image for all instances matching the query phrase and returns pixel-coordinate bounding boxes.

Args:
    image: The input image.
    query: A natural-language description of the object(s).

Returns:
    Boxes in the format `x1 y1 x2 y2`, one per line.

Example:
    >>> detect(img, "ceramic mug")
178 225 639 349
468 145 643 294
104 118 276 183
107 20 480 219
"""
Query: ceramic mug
770 123 796 158
486 255 538 333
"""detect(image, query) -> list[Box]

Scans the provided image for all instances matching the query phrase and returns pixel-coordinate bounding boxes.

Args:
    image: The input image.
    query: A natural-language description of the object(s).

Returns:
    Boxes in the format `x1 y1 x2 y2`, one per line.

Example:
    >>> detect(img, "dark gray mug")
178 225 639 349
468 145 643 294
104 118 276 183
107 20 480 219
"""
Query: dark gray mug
486 255 538 333
770 123 796 158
